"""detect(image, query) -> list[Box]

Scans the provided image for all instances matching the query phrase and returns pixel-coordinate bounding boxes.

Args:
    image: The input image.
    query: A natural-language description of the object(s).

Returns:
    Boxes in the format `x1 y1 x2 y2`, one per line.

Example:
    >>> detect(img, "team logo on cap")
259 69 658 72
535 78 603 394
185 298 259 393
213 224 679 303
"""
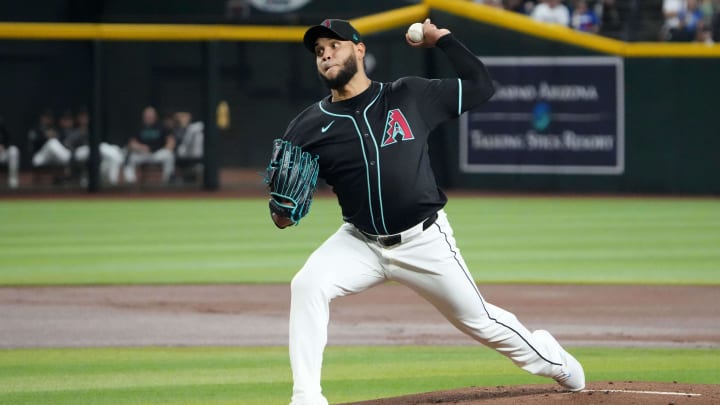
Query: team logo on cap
381 109 415 147
322 19 331 28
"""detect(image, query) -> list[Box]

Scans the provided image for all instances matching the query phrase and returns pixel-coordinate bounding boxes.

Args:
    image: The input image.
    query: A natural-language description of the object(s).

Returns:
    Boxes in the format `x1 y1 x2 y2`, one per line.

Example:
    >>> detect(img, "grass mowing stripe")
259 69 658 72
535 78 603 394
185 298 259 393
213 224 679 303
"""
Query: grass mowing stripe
1 197 718 285
0 383 288 405
1 242 319 256
0 346 717 405
467 250 720 263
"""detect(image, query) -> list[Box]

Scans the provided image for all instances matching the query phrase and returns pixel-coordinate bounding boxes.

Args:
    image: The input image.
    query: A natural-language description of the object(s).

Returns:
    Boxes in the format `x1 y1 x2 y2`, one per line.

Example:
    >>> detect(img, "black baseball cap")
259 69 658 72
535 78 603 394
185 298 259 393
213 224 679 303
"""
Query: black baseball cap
303 19 361 53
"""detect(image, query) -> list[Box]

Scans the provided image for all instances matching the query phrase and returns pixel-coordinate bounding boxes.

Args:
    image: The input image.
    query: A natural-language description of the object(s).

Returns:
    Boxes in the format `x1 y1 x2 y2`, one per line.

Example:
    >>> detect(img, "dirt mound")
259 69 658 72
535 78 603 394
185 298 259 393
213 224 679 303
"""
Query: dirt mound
342 381 719 404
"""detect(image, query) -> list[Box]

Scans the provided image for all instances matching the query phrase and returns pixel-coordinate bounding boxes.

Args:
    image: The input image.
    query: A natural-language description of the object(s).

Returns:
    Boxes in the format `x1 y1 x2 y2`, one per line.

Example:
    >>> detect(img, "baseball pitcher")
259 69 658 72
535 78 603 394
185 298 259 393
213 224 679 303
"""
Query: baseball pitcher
265 18 585 405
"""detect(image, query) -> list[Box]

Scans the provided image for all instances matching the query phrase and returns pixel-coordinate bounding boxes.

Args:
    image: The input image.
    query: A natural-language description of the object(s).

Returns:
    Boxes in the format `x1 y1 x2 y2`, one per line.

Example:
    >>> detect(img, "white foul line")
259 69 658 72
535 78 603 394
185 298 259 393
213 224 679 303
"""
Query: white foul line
582 389 701 397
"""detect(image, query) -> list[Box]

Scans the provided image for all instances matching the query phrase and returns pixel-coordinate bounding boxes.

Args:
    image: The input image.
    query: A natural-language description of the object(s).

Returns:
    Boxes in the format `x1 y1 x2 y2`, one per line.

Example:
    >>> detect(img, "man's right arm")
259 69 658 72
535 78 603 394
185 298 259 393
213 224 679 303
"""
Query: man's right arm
406 19 494 114
435 34 495 111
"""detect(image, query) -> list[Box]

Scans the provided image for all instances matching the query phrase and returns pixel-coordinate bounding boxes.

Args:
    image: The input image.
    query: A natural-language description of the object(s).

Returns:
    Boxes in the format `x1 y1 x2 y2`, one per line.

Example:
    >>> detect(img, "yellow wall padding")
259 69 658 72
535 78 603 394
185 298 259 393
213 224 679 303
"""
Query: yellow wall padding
0 0 717 57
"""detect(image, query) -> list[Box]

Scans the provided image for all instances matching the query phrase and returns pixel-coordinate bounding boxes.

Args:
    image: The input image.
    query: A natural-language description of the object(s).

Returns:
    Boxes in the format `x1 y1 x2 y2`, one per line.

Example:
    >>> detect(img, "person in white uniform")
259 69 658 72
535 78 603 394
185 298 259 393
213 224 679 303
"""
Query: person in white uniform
0 116 20 189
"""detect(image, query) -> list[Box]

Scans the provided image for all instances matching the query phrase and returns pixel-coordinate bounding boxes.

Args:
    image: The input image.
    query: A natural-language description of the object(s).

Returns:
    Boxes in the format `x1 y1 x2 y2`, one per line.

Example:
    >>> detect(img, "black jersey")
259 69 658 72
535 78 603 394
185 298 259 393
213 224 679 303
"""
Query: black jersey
283 34 494 235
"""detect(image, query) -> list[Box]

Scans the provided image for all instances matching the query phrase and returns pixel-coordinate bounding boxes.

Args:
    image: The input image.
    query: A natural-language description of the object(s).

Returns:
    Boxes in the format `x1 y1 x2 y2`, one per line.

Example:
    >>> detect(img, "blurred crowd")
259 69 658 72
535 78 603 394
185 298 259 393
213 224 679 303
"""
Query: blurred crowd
473 0 720 42
0 106 204 189
660 0 718 42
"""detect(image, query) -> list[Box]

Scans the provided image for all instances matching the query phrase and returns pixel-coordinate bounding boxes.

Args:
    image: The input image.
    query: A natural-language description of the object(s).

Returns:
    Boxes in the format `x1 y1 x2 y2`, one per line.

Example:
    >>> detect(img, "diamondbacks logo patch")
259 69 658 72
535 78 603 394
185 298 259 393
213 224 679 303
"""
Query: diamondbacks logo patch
381 109 415 147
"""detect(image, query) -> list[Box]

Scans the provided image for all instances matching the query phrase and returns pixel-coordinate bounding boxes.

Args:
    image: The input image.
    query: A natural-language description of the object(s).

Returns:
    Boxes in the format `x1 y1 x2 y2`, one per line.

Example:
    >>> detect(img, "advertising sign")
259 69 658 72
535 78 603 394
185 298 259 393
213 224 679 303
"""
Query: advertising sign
460 57 624 175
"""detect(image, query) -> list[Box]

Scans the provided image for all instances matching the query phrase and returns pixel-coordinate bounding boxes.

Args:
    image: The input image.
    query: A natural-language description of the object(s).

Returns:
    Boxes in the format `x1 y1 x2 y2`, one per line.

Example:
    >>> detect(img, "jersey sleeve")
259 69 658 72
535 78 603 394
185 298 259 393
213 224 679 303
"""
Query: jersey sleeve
394 34 495 130
281 104 315 144
392 76 462 130
435 33 495 113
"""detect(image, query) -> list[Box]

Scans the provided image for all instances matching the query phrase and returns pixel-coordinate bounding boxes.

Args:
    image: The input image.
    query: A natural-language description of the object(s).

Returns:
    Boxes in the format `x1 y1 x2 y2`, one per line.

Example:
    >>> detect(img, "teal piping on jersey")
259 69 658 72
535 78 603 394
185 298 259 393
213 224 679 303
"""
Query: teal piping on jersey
319 100 383 235
361 82 389 235
457 78 462 116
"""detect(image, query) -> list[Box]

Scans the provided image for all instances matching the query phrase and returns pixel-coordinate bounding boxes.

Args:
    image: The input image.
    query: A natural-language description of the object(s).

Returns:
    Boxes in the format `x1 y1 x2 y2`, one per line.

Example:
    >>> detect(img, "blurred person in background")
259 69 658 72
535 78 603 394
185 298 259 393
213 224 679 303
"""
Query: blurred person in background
473 0 506 8
698 0 716 42
713 2 720 41
661 0 695 40
571 0 600 32
28 108 71 169
598 0 622 36
173 111 204 161
123 106 176 184
505 0 537 14
700 0 715 27
0 115 20 189
55 110 81 183
57 110 76 141
531 0 570 26
65 107 125 185
172 111 205 183
675 0 706 40
662 0 685 39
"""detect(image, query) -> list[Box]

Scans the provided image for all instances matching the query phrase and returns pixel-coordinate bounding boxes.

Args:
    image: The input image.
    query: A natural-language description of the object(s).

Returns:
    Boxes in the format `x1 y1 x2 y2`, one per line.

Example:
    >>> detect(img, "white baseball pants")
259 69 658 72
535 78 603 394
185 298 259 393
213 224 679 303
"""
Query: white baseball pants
177 122 204 159
123 149 175 183
32 138 71 167
289 210 567 405
74 143 125 185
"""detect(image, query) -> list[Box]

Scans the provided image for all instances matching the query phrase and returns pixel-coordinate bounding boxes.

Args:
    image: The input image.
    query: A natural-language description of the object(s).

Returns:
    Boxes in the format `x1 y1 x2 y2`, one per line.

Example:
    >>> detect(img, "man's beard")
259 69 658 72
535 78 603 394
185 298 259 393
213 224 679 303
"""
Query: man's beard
318 55 358 90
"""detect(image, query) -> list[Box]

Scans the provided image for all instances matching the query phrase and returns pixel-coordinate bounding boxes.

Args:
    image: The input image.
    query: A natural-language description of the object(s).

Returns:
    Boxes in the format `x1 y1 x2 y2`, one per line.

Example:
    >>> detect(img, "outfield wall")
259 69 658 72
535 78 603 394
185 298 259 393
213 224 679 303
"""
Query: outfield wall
0 2 718 194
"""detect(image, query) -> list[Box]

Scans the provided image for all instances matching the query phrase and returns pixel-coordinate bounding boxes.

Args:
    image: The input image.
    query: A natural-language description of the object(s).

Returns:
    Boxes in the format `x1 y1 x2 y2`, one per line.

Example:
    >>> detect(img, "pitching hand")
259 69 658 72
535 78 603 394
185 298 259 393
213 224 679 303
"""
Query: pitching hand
405 18 451 48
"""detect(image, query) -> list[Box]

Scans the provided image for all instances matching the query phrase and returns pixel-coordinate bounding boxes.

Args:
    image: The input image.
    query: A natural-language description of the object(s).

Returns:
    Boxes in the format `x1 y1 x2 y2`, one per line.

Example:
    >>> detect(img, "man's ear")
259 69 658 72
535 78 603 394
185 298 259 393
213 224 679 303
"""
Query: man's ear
356 42 366 60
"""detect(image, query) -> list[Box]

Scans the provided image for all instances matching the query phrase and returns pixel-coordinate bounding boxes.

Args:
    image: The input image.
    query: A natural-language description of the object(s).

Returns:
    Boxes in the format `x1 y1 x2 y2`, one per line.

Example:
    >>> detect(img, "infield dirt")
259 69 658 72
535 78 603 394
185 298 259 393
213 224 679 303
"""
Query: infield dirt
2 283 719 403
342 381 720 404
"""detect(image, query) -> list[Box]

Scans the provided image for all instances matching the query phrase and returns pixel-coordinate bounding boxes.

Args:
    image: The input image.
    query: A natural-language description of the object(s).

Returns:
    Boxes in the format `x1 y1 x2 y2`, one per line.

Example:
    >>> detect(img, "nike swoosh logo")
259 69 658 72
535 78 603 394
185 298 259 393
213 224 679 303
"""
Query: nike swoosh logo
321 121 335 133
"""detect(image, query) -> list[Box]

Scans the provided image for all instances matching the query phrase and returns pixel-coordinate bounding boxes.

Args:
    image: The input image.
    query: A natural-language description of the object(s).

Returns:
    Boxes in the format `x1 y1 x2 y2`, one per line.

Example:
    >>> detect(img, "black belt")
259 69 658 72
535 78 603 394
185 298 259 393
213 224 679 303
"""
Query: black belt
360 212 438 247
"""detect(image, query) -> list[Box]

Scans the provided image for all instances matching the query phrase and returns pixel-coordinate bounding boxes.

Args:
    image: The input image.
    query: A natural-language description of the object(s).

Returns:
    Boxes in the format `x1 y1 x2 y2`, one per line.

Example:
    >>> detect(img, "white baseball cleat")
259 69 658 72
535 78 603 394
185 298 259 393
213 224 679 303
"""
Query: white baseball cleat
290 393 329 405
533 329 585 392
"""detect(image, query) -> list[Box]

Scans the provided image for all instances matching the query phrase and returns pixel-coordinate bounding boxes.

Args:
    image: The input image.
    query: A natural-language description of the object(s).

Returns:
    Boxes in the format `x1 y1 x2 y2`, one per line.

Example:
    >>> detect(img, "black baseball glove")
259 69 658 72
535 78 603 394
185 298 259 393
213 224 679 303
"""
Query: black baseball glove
264 139 320 227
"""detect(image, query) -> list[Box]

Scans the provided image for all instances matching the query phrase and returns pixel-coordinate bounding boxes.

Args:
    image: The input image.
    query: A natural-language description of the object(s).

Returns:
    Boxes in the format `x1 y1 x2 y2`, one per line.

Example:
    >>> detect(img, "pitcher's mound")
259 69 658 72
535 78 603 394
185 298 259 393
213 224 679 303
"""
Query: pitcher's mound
343 381 719 404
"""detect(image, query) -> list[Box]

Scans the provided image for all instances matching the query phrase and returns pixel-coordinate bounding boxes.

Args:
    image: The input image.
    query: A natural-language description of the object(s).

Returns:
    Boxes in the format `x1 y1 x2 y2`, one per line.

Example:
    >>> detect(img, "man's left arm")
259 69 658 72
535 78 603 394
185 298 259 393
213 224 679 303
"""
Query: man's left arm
263 138 320 229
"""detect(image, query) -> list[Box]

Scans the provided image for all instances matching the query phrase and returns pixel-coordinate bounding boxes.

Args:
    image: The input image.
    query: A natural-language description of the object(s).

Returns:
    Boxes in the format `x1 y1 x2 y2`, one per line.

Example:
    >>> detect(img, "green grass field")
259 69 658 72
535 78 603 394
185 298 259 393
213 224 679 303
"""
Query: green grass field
0 196 718 404
1 346 718 405
1 196 718 285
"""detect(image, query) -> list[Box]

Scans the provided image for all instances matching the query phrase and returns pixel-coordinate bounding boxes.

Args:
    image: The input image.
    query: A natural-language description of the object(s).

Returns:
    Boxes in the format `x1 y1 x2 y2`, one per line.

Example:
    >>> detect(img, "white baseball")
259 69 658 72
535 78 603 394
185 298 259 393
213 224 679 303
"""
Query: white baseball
407 22 424 43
